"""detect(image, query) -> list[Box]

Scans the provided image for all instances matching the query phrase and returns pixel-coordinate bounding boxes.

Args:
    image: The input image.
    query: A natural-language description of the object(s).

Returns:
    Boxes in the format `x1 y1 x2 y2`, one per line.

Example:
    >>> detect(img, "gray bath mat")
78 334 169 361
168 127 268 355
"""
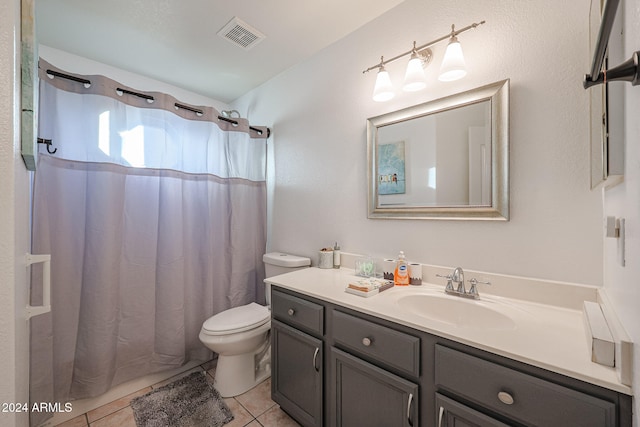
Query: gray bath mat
131 372 234 427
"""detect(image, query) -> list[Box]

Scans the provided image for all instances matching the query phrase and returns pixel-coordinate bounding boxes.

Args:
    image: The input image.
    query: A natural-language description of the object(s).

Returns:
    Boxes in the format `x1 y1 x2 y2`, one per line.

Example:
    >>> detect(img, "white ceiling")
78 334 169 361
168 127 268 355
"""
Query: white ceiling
36 0 405 103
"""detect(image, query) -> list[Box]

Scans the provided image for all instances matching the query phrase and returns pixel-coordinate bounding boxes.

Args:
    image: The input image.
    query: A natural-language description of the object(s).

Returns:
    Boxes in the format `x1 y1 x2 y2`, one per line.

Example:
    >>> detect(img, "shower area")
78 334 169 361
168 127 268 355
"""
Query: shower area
29 61 269 425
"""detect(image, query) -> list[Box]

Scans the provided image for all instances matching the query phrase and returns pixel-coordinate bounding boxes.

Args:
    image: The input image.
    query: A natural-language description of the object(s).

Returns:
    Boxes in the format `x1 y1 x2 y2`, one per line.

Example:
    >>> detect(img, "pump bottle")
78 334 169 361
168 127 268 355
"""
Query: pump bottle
333 242 341 269
394 251 409 286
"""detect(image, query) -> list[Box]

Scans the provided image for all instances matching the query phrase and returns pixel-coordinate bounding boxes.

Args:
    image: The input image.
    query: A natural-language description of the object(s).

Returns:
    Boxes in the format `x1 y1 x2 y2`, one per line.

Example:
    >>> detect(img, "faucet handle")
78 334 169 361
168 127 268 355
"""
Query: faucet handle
436 274 455 292
467 278 491 297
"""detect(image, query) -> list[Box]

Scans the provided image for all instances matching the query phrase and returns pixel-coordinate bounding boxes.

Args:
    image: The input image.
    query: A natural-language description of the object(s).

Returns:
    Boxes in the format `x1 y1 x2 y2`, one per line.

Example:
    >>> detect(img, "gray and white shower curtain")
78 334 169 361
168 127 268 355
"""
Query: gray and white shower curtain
30 62 268 422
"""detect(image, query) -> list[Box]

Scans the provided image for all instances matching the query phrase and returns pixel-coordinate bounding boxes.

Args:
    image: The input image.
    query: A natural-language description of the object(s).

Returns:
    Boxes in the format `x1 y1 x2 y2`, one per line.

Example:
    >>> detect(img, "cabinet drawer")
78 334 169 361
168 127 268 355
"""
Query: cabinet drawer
332 310 420 378
271 289 324 336
435 345 616 427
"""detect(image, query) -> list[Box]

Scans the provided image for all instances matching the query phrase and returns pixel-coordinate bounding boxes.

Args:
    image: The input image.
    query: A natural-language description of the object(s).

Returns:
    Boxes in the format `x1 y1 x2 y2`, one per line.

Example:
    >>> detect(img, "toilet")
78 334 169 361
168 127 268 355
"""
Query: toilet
199 252 310 397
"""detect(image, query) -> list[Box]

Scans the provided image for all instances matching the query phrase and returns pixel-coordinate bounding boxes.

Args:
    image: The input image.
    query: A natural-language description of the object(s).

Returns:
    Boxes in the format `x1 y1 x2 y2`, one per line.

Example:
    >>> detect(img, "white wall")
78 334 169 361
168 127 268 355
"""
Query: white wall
233 0 603 286
0 0 31 426
602 0 640 421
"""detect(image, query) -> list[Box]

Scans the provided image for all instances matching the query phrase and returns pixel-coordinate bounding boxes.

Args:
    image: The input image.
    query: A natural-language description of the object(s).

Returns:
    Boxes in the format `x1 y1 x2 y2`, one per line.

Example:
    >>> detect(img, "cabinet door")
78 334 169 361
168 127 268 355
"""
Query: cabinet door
332 347 418 427
436 393 510 427
272 320 323 427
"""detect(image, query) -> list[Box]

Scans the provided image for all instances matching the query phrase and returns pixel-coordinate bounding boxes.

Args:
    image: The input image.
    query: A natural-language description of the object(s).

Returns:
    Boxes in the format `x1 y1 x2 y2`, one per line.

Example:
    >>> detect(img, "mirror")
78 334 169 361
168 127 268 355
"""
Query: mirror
367 79 509 220
588 0 623 189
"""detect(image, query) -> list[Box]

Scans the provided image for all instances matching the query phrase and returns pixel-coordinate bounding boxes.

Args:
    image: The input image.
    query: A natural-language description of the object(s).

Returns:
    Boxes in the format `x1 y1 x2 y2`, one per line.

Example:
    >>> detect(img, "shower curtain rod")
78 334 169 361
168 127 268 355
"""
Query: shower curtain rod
173 102 270 137
584 0 639 88
43 67 271 137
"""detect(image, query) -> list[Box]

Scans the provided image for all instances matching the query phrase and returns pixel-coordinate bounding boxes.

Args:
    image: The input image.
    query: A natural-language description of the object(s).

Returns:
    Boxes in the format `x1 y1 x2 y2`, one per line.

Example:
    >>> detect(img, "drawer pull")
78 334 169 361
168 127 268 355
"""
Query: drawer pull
312 347 319 372
362 337 372 347
287 308 295 316
498 391 514 405
438 406 444 427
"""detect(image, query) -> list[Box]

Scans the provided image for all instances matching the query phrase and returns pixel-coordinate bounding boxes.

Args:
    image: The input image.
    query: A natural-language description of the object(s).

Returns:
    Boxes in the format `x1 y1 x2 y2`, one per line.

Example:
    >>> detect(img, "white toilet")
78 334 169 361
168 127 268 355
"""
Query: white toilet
199 252 310 397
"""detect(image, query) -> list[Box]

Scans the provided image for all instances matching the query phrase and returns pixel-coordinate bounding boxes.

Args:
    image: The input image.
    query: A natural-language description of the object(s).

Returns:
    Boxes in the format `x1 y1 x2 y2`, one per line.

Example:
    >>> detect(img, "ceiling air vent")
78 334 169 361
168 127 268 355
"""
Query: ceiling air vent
217 17 266 50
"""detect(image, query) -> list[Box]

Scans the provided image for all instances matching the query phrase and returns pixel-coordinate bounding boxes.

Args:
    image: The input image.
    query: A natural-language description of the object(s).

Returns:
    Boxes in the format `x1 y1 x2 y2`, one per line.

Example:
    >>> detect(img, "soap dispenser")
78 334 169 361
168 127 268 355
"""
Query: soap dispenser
333 242 341 269
394 251 409 286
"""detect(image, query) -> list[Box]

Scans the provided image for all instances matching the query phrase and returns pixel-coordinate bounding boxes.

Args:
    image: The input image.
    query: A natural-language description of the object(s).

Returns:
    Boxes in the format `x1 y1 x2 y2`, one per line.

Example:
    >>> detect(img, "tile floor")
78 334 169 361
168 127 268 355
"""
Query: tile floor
53 361 300 427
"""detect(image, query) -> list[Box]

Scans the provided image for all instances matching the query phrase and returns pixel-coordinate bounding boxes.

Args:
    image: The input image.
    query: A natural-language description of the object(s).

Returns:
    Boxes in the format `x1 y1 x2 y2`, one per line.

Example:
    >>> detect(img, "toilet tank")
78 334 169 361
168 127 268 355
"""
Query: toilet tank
263 252 311 307
263 252 311 278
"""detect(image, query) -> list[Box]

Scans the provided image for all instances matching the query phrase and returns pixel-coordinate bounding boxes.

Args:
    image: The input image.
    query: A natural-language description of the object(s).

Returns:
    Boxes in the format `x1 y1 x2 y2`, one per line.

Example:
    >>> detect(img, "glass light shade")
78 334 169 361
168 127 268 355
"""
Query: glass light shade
372 68 395 102
402 55 427 92
438 38 467 82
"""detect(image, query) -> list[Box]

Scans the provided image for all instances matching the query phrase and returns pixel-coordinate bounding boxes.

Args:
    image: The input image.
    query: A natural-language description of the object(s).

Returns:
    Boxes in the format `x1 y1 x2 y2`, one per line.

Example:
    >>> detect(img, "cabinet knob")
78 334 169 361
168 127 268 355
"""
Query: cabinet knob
497 391 514 405
287 308 295 316
362 337 372 346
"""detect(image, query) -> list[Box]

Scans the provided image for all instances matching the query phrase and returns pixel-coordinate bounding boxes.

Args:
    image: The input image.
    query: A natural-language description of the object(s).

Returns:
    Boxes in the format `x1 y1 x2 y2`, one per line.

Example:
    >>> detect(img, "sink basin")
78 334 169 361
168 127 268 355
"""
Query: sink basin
396 293 517 331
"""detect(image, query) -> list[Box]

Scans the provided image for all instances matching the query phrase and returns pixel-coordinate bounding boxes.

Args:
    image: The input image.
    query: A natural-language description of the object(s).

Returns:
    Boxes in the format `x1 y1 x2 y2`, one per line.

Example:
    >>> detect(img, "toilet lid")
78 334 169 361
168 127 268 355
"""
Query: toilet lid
202 303 270 335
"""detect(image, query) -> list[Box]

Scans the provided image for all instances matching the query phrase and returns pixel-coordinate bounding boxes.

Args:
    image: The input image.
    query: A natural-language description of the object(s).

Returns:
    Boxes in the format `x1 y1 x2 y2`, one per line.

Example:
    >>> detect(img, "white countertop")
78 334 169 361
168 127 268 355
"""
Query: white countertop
266 266 632 395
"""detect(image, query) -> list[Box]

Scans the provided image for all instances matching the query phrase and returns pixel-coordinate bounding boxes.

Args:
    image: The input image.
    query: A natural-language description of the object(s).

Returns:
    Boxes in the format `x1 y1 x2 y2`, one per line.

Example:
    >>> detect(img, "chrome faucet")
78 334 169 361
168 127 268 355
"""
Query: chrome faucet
452 267 465 294
437 267 491 299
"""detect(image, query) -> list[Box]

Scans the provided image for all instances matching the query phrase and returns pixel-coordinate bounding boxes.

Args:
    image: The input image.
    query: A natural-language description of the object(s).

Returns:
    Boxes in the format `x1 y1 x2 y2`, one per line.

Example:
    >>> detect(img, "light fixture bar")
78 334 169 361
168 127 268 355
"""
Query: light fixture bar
362 21 486 74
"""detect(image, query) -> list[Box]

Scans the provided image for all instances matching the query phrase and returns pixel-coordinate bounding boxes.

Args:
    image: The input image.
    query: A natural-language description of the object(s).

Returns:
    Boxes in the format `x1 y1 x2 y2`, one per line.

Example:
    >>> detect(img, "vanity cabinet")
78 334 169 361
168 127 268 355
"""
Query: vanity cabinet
330 310 420 426
269 285 632 427
271 289 324 427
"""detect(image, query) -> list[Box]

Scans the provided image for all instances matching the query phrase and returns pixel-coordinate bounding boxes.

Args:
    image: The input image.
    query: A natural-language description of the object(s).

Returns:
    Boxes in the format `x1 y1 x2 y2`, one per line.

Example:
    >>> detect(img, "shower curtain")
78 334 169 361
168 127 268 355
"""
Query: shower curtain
30 62 268 424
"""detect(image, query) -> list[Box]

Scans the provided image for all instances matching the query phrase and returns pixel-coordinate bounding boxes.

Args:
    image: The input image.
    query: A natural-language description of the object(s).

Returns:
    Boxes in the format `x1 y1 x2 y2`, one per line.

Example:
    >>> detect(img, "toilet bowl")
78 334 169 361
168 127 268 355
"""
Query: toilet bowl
199 252 310 397
199 303 272 397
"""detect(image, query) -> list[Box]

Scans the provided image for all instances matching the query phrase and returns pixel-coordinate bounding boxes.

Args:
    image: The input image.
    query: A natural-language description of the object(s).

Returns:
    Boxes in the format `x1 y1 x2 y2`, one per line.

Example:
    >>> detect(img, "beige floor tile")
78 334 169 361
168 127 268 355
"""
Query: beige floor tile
221 397 255 427
52 403 88 424
244 421 262 427
86 387 151 423
256 405 300 427
89 406 136 427
151 366 204 389
204 371 215 387
54 414 88 427
206 364 217 380
234 378 275 418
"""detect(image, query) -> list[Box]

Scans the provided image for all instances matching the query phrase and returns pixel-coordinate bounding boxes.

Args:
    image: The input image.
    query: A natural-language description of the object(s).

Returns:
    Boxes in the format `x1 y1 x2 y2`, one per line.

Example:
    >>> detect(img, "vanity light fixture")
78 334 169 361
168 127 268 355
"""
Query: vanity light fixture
372 60 396 102
363 21 486 101
439 26 467 82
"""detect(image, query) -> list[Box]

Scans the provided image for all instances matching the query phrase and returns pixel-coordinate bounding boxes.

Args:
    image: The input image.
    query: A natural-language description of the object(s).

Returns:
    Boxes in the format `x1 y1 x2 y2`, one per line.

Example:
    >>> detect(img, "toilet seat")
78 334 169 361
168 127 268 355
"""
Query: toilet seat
202 303 270 336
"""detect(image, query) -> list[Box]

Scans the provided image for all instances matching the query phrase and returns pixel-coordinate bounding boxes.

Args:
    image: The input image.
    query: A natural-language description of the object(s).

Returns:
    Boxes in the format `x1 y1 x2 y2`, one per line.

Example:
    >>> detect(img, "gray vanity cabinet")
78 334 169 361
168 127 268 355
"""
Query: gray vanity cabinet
332 348 418 426
271 289 324 427
270 286 632 427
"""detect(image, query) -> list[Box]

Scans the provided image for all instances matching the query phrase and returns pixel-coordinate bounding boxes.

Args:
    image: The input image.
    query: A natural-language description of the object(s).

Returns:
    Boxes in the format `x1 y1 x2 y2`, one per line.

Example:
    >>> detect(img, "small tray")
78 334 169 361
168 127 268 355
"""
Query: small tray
345 278 394 297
